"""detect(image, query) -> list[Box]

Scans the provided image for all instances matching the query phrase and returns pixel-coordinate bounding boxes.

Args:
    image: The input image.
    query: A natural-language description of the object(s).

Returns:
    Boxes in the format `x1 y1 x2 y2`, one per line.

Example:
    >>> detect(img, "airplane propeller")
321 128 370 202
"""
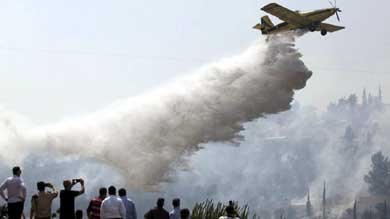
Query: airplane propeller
335 8 341 21
329 0 341 21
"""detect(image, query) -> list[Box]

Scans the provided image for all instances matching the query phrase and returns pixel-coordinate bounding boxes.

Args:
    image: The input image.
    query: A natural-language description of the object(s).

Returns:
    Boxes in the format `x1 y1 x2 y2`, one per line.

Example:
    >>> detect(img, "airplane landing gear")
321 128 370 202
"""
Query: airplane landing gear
321 29 328 36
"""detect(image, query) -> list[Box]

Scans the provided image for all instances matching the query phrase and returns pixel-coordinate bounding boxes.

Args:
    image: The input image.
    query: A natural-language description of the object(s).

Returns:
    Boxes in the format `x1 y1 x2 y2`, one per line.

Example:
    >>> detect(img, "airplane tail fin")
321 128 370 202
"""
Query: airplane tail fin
253 16 274 34
261 15 274 28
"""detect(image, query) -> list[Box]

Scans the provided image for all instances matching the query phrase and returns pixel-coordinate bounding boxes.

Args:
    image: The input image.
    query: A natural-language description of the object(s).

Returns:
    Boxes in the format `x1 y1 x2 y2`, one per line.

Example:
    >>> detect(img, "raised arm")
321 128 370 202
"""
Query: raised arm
47 183 58 199
79 179 85 194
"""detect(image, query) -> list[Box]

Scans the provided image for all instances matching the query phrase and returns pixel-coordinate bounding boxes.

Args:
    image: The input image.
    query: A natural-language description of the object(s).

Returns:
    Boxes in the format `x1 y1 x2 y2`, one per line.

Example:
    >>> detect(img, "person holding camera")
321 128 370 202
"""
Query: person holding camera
30 182 58 219
60 178 85 219
0 166 27 219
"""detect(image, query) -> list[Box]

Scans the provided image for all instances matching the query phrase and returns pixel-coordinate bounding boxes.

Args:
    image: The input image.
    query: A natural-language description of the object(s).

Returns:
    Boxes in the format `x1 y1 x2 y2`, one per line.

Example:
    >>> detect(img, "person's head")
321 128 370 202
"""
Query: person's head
157 198 165 208
225 205 235 217
12 166 21 176
180 209 190 219
37 181 46 192
118 188 126 197
63 180 72 190
108 186 116 196
99 187 107 198
172 198 180 208
75 210 83 219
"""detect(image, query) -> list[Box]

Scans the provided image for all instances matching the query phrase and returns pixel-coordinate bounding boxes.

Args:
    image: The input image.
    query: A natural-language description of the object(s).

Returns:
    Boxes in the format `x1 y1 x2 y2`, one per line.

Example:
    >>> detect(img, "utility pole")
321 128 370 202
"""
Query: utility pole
322 181 326 219
306 189 313 217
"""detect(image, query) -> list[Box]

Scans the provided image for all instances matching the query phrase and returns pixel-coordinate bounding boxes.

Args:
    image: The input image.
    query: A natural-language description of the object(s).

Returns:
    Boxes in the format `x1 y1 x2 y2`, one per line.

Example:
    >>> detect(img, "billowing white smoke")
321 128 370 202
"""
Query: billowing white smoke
158 94 390 218
0 36 312 188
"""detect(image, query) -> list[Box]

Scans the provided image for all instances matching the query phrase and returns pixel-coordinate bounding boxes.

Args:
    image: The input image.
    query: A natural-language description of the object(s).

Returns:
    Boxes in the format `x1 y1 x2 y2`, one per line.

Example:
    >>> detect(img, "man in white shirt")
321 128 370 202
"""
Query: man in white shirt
169 199 180 219
0 166 27 219
100 186 126 219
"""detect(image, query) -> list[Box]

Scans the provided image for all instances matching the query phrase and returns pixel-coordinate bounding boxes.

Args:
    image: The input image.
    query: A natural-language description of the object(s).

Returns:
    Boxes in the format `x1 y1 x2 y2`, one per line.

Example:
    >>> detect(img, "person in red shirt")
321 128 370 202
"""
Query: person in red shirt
87 187 107 219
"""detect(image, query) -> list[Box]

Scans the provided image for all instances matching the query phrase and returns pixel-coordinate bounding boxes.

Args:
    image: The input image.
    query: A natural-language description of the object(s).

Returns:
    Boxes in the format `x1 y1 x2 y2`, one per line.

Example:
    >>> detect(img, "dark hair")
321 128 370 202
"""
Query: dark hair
63 180 72 189
108 186 116 195
37 182 46 192
157 198 165 208
99 187 107 197
12 166 21 175
180 209 190 219
118 188 126 196
172 198 180 207
225 205 235 216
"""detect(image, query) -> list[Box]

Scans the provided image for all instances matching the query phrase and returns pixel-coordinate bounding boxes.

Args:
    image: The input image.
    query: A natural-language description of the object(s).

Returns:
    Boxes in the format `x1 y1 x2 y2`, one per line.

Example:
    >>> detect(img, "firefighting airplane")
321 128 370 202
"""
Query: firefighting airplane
253 2 345 36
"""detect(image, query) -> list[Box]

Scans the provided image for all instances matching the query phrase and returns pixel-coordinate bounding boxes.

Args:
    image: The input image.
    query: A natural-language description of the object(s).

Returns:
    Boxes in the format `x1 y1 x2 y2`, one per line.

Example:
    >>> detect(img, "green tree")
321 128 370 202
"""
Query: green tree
364 151 390 196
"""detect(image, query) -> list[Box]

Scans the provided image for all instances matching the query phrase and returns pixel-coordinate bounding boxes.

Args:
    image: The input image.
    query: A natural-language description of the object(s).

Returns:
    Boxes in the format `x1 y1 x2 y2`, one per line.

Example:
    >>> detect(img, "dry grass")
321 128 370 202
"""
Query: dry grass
191 199 258 219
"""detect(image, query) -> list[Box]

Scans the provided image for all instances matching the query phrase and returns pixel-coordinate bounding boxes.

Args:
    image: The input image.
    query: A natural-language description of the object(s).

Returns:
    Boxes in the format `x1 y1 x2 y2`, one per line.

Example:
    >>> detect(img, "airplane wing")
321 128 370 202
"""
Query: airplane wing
317 23 345 32
261 3 311 26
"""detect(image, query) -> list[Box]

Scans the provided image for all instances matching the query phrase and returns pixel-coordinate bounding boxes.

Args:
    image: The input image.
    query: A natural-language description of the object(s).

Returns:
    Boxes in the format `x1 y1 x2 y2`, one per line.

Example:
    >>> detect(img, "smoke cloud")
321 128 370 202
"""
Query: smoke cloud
0 36 312 189
158 92 390 218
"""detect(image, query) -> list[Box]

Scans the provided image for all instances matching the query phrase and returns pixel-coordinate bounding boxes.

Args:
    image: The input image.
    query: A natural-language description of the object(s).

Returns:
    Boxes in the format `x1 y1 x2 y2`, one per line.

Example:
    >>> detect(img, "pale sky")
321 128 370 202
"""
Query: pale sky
0 0 389 124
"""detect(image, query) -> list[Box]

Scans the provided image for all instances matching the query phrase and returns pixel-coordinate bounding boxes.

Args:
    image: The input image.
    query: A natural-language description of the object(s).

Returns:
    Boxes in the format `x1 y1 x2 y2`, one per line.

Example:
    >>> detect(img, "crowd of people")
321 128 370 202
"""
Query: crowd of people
0 166 209 219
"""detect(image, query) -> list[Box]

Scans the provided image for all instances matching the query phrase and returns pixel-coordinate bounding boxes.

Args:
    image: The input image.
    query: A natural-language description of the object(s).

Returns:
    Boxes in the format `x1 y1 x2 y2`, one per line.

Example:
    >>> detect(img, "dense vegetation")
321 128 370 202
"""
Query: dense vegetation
364 151 390 196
